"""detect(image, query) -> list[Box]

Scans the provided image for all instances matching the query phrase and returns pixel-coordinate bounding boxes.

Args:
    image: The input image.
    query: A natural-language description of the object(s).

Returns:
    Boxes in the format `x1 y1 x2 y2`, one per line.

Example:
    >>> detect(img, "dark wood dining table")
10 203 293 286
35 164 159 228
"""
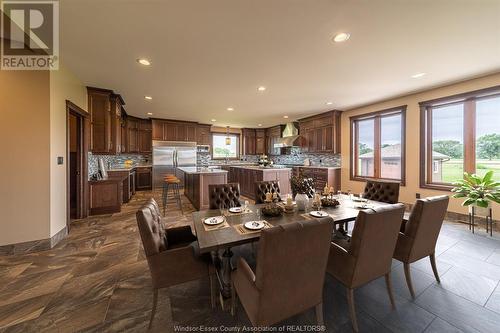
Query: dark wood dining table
192 196 392 304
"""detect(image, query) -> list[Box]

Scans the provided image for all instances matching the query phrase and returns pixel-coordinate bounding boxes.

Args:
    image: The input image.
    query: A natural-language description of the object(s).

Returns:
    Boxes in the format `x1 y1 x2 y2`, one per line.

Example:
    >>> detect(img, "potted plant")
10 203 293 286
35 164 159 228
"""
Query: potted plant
290 172 312 211
451 171 500 216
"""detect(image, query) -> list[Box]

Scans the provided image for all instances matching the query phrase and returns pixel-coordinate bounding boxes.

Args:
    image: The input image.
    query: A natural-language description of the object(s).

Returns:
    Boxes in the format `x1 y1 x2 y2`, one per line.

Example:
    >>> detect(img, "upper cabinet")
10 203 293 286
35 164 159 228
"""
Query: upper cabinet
122 116 151 154
152 119 198 142
197 124 212 146
242 128 256 155
255 129 266 155
266 125 282 156
138 119 152 153
88 87 123 154
298 110 341 154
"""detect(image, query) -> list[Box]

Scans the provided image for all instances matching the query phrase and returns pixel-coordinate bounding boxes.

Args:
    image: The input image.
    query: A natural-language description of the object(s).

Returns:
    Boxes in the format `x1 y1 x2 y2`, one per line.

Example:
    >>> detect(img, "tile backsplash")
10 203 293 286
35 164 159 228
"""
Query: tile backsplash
88 153 151 177
197 148 340 167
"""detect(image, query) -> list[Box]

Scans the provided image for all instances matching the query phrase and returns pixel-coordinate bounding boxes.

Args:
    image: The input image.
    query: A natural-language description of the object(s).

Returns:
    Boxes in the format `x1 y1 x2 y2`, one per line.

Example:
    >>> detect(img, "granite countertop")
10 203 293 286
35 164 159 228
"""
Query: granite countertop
177 166 228 175
292 165 341 170
107 164 152 172
228 165 293 171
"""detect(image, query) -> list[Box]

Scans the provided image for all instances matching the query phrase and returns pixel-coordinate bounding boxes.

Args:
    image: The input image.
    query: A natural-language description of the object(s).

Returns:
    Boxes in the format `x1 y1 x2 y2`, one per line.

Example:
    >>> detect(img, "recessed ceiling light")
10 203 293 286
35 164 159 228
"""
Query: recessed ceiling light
333 32 350 43
211 119 217 122
144 96 153 100
258 124 262 127
283 115 289 119
137 58 151 66
411 72 426 78
258 86 266 92
147 112 153 115
227 107 234 111
326 102 333 105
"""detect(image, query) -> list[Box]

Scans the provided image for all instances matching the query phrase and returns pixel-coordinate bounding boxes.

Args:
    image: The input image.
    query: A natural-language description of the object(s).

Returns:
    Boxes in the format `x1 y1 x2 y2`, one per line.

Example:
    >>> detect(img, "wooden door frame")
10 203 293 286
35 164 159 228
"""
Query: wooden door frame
66 100 90 230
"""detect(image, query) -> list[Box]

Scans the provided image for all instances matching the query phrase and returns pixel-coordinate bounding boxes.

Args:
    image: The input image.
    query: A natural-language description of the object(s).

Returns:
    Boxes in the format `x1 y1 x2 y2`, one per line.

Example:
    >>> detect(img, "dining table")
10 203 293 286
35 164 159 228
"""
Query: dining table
192 195 393 307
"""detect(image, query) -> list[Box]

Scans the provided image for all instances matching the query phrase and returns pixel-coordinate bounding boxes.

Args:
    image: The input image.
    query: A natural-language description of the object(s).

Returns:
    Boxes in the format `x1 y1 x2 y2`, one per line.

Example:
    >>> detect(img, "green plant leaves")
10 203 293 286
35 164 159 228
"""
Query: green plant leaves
452 171 499 207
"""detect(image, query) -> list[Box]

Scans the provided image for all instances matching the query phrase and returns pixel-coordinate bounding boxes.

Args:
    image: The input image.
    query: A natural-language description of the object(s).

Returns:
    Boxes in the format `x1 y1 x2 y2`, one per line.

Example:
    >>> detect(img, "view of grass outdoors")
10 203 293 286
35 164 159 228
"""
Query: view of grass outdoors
212 134 239 159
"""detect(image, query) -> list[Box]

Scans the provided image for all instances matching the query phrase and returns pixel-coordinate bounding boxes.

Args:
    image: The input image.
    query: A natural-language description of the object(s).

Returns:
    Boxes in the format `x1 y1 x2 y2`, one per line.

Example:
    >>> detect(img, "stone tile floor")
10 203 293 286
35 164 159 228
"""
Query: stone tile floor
0 190 499 332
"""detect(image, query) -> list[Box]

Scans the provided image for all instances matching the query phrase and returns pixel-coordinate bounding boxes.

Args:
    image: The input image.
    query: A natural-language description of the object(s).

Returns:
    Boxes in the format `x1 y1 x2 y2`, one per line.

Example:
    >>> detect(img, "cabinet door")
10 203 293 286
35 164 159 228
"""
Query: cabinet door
88 91 111 153
164 122 177 141
315 128 324 152
323 126 334 152
120 120 127 153
305 129 315 153
176 123 187 141
138 130 152 153
128 128 138 153
152 120 164 140
186 124 197 142
136 168 152 190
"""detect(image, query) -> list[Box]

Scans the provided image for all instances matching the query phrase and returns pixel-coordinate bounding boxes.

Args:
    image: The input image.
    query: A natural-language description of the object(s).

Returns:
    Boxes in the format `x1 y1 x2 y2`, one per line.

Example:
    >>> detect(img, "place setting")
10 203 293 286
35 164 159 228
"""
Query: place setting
202 215 230 231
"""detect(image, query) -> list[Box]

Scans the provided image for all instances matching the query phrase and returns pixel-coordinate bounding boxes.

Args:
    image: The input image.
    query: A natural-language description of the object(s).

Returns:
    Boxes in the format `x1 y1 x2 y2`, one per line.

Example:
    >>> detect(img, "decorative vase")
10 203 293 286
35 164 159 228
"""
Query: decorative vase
295 193 309 211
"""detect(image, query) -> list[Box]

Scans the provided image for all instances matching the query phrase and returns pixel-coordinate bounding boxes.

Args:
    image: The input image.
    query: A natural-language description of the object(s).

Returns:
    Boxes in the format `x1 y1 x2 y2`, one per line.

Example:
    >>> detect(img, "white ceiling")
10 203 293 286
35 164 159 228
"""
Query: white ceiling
60 0 500 127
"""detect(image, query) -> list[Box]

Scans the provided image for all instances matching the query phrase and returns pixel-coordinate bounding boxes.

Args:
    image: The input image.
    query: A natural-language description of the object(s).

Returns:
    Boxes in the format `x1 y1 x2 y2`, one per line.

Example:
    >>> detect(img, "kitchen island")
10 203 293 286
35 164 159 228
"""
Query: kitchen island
228 166 292 200
177 167 228 210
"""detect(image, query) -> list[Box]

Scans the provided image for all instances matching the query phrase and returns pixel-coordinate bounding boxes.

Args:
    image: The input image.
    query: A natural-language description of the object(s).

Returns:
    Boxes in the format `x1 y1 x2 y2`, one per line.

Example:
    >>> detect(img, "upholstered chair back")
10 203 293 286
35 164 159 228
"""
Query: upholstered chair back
254 217 333 325
254 181 282 204
292 177 316 198
363 180 400 204
398 195 449 262
208 183 242 209
136 198 167 256
349 204 405 287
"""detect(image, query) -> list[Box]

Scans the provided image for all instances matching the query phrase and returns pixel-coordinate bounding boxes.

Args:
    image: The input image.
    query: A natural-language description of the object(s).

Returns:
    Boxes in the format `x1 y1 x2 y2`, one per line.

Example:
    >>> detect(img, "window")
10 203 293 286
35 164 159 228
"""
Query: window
212 133 240 159
420 86 500 189
350 106 406 184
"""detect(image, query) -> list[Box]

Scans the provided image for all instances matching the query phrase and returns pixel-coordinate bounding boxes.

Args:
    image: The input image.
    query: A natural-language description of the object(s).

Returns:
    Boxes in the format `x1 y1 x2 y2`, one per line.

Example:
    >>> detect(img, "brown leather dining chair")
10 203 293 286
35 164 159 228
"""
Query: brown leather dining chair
393 195 449 298
208 183 242 209
363 180 400 204
231 218 334 327
136 198 215 329
291 177 316 198
327 204 405 332
254 180 282 204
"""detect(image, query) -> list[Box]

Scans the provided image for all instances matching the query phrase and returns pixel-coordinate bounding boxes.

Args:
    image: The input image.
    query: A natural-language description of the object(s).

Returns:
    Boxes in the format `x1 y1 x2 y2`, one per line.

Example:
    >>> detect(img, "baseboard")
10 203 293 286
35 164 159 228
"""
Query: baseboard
0 226 68 256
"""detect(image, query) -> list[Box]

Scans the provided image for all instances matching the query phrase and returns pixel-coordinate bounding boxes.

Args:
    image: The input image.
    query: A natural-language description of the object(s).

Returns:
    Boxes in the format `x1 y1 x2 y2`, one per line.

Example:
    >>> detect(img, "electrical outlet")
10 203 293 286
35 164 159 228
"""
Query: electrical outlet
415 193 421 199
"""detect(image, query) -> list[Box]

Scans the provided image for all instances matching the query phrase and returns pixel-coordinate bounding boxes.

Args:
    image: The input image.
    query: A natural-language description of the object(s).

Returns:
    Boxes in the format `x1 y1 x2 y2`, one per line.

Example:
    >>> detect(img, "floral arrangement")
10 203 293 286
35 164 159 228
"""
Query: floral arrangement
258 155 272 167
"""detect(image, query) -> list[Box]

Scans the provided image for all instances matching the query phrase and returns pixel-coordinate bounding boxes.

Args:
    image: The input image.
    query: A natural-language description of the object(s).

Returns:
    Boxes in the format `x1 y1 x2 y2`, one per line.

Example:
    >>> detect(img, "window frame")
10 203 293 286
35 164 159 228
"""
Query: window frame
211 133 240 160
350 105 407 185
419 85 500 191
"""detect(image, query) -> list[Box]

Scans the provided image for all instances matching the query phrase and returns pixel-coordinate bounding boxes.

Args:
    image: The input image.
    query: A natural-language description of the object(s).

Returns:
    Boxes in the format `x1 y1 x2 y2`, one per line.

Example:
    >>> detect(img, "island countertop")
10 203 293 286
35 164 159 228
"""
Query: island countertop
228 165 293 171
177 166 228 175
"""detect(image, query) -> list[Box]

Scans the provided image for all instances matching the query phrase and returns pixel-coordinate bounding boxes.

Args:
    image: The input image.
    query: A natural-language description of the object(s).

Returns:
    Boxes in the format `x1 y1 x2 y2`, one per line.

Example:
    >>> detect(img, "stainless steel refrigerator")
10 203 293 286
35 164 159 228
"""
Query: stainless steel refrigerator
152 141 197 190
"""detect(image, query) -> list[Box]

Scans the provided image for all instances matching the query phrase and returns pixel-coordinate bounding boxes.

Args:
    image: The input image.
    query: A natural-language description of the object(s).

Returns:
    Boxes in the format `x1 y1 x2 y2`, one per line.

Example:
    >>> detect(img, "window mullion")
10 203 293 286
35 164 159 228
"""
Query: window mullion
464 99 476 174
374 116 381 178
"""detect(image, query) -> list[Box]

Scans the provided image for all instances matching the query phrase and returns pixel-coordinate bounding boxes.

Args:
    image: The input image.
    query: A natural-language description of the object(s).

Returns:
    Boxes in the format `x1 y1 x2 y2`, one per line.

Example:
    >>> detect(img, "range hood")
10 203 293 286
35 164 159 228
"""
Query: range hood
274 122 303 148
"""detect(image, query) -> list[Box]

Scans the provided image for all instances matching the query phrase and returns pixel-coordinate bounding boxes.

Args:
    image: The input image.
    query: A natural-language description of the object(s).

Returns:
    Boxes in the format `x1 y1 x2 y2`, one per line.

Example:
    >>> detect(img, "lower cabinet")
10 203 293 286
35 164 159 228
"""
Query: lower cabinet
292 167 340 192
89 179 123 215
135 167 152 190
230 167 291 200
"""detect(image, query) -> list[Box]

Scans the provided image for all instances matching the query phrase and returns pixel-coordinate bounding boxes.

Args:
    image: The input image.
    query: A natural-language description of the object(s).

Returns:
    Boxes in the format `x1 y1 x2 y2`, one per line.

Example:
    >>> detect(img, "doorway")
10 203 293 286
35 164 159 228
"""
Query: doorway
66 100 89 230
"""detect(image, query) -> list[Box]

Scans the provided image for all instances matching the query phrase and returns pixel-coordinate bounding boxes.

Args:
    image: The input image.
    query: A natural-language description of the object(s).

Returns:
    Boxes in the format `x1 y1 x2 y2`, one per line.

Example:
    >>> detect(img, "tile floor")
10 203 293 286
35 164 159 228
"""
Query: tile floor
0 190 499 332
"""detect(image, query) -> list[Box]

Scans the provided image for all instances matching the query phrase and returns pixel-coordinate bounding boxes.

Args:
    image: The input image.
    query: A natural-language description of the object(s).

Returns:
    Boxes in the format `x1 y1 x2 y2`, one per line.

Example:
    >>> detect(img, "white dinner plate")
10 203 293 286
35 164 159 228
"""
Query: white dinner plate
204 216 225 225
244 221 265 230
229 207 243 213
309 211 329 218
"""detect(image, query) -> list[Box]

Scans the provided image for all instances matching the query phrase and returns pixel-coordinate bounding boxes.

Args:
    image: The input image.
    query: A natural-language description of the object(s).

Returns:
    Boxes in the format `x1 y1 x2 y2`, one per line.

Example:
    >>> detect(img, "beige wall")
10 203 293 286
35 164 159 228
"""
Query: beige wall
341 72 500 219
0 70 51 245
49 65 87 237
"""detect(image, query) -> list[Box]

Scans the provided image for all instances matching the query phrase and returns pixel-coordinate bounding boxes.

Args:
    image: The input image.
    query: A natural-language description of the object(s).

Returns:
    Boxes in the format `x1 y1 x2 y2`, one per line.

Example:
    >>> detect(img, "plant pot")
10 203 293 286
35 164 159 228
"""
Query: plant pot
469 203 491 217
295 193 309 211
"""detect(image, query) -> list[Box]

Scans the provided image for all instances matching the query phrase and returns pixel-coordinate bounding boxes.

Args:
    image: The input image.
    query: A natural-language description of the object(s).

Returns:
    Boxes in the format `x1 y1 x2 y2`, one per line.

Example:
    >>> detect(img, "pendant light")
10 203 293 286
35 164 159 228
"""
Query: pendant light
225 126 231 145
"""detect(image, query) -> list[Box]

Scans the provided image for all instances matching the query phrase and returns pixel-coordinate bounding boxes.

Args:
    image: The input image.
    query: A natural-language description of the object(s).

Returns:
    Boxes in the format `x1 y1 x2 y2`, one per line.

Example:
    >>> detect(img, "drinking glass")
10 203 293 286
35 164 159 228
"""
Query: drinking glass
244 200 249 212
337 190 342 200
256 208 261 221
219 202 225 217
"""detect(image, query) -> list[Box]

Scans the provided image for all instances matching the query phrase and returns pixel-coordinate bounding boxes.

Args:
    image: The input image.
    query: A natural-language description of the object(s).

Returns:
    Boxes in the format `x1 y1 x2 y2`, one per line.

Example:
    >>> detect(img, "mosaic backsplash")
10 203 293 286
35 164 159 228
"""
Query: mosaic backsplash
88 153 151 177
197 149 340 167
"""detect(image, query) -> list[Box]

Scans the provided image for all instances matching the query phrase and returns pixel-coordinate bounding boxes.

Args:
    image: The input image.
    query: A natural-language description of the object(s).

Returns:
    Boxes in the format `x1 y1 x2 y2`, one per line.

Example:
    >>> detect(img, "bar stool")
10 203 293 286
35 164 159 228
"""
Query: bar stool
162 176 183 215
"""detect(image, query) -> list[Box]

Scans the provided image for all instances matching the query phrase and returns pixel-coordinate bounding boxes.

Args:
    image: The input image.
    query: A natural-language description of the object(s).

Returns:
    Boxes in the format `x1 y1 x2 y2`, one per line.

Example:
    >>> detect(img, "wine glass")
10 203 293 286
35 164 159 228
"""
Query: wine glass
256 208 261 221
219 202 225 218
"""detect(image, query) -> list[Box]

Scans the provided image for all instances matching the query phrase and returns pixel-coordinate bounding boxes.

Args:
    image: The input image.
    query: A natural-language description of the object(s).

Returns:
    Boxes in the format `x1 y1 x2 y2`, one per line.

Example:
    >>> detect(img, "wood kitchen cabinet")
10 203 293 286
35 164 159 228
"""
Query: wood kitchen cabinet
89 178 123 215
255 129 266 155
88 87 125 155
138 119 152 153
266 125 282 156
126 116 139 153
242 128 256 155
196 124 212 146
292 166 340 192
230 166 291 199
152 119 198 142
298 110 341 153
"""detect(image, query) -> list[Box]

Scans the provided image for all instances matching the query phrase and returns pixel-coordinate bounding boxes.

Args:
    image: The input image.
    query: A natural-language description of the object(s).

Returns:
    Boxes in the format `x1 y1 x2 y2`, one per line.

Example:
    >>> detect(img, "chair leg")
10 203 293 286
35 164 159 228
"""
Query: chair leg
403 263 416 299
209 274 216 309
346 288 359 333
231 279 236 316
315 302 324 326
429 253 440 283
149 289 158 329
384 273 396 309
